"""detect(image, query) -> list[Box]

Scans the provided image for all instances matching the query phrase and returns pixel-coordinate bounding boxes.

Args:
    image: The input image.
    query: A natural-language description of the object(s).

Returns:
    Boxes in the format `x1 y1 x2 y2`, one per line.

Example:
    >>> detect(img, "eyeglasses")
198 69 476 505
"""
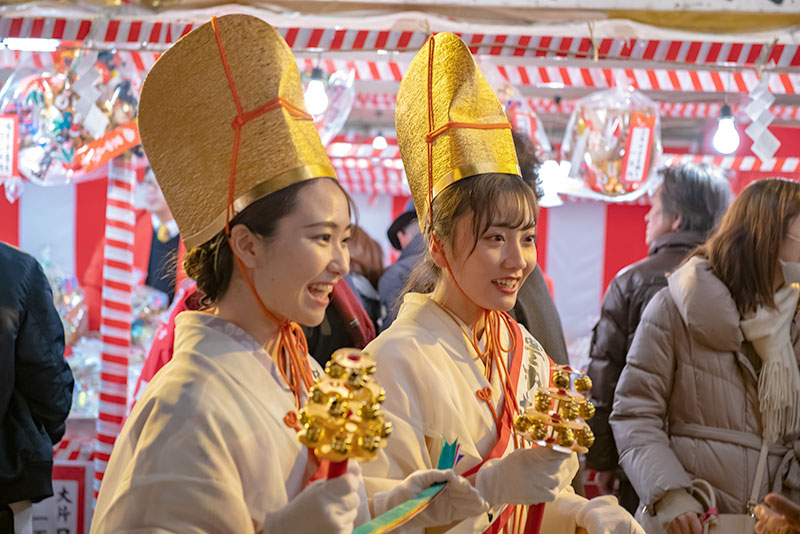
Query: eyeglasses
787 234 800 244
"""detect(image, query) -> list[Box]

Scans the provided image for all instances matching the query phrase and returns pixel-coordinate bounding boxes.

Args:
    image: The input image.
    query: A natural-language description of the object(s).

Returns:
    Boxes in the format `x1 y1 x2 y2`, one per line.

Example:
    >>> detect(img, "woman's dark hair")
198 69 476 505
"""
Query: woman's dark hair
400 172 538 302
659 163 731 235
691 178 800 314
348 226 384 289
184 177 354 307
511 129 543 201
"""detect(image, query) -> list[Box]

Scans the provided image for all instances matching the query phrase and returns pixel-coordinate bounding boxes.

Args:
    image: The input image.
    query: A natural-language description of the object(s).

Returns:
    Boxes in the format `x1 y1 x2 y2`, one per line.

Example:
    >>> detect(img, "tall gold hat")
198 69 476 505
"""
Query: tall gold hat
138 14 335 250
395 33 520 228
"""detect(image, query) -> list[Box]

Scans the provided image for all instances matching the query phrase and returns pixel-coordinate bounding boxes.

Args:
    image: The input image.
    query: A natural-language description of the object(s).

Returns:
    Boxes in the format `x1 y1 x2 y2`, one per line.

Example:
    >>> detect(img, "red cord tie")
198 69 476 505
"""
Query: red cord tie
424 121 511 144
210 16 315 410
701 507 718 523
283 411 301 430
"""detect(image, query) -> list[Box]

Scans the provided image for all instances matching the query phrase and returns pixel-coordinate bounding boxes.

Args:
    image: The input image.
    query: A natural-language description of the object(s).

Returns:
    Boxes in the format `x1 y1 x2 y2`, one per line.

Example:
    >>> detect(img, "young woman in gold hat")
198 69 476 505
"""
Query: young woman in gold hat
360 33 645 534
91 15 484 533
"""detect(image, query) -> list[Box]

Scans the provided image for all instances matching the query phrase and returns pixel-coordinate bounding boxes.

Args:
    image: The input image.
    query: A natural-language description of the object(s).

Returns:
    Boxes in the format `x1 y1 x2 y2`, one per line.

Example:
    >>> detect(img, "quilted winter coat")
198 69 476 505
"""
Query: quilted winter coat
610 256 800 514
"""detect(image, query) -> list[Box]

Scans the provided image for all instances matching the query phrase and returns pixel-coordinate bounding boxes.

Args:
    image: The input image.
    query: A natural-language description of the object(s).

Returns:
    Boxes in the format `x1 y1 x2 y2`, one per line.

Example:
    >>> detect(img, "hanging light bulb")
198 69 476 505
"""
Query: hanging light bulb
537 160 565 208
712 104 740 155
372 133 388 151
304 67 328 116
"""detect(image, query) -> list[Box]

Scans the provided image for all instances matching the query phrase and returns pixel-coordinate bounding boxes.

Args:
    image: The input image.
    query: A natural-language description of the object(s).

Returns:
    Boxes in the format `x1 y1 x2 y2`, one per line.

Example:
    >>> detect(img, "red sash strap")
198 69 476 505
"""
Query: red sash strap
456 316 524 534
483 504 517 534
463 315 524 479
475 321 558 534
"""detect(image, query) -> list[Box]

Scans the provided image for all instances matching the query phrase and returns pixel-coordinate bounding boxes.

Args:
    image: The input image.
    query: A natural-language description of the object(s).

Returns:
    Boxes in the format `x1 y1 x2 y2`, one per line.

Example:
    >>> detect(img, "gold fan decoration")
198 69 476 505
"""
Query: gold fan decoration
297 348 392 465
514 365 596 453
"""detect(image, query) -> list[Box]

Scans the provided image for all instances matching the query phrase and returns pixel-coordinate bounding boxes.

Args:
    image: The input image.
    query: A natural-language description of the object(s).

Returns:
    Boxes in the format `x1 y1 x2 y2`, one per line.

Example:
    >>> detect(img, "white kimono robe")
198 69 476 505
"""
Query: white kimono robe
92 312 369 533
361 293 554 533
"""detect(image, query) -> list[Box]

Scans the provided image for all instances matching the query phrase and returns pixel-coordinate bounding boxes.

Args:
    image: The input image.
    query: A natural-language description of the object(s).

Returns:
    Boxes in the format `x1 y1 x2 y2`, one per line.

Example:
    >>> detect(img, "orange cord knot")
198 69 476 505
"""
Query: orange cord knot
231 115 246 129
475 386 493 403
283 410 301 430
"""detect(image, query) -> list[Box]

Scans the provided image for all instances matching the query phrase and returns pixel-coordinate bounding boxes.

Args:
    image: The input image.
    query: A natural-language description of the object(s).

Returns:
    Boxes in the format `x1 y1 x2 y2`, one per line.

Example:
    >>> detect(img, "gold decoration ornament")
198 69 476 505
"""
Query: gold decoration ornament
297 348 389 463
138 14 336 250
513 365 595 453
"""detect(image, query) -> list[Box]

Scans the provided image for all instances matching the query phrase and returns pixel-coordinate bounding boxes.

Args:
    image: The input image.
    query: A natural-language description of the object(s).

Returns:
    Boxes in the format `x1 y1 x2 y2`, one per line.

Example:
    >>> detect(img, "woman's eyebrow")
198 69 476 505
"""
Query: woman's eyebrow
488 221 536 231
303 221 353 230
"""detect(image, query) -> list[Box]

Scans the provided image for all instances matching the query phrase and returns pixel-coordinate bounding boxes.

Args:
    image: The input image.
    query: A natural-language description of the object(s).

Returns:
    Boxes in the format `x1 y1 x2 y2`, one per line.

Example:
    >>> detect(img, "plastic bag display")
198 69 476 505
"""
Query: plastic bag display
506 100 552 158
314 69 356 147
0 50 139 186
52 275 89 347
67 337 102 418
40 250 88 346
130 284 170 361
560 87 661 200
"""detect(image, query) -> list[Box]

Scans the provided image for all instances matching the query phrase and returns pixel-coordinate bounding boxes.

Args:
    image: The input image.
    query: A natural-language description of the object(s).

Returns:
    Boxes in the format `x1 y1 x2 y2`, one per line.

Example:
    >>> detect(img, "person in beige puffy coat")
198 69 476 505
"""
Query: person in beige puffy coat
611 178 800 534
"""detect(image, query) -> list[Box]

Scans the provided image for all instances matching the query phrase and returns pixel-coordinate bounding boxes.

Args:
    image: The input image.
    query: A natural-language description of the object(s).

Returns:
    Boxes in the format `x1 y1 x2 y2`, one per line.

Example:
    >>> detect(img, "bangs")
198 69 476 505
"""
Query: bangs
472 173 536 228
460 173 538 253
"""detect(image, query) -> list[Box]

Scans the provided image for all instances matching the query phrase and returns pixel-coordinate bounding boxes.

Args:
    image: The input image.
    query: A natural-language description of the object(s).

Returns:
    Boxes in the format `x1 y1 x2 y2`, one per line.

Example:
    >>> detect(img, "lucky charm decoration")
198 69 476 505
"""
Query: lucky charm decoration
560 86 661 201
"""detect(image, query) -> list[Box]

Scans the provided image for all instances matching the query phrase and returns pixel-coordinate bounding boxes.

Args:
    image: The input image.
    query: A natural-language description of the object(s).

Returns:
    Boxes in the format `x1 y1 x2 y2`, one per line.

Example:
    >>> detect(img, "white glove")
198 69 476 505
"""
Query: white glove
373 469 489 528
476 447 578 506
541 489 645 534
578 495 646 534
264 473 361 534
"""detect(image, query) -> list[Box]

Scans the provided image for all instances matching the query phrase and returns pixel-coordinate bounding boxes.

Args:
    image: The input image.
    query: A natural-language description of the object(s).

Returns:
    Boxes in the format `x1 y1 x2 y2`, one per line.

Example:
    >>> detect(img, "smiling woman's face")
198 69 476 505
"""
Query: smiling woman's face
251 178 352 327
445 212 538 315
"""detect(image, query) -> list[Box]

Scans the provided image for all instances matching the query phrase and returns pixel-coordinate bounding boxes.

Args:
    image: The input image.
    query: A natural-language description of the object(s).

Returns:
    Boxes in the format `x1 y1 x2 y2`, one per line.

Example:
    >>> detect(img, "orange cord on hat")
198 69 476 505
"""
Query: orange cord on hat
211 16 314 409
423 34 511 230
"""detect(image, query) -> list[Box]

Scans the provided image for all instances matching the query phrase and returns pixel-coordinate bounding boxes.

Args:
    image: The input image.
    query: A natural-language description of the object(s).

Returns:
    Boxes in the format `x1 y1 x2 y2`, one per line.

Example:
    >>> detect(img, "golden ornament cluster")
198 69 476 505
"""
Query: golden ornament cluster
514 365 596 454
297 349 391 463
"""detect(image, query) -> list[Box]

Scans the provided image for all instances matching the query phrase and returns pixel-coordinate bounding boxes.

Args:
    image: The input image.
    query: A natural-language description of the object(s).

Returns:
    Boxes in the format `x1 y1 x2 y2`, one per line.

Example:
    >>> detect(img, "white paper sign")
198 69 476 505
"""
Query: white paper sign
0 115 18 178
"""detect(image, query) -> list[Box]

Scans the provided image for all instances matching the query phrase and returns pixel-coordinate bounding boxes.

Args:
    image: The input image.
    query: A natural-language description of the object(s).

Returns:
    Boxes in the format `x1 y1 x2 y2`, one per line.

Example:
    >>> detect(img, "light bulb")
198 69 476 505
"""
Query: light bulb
2 38 59 52
712 104 740 155
538 159 565 208
304 67 328 116
372 134 388 151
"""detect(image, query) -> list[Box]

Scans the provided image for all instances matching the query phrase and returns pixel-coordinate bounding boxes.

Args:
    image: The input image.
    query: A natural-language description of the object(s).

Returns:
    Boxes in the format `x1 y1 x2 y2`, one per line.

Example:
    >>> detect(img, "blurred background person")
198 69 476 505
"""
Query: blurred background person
508 129 569 367
0 243 73 534
379 197 424 330
612 178 800 534
83 166 185 331
508 129 584 495
587 163 731 513
346 225 384 331
302 225 381 365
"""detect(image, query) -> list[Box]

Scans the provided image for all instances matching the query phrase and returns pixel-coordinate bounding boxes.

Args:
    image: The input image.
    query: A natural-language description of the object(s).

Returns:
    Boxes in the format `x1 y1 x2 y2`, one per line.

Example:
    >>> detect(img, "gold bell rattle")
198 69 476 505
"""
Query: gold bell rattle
297 348 391 477
513 365 595 454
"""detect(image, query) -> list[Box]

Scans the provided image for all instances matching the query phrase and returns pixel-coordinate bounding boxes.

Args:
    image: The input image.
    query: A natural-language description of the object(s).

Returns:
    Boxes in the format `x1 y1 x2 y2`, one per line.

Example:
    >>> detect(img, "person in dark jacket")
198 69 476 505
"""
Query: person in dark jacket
0 242 74 533
507 130 570 367
586 163 731 513
378 198 425 330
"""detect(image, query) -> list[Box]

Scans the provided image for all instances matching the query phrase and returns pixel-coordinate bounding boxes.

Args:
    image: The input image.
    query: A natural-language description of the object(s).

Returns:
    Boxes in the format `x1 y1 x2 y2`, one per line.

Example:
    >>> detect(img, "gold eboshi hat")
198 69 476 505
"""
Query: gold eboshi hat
395 32 521 230
138 14 336 250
